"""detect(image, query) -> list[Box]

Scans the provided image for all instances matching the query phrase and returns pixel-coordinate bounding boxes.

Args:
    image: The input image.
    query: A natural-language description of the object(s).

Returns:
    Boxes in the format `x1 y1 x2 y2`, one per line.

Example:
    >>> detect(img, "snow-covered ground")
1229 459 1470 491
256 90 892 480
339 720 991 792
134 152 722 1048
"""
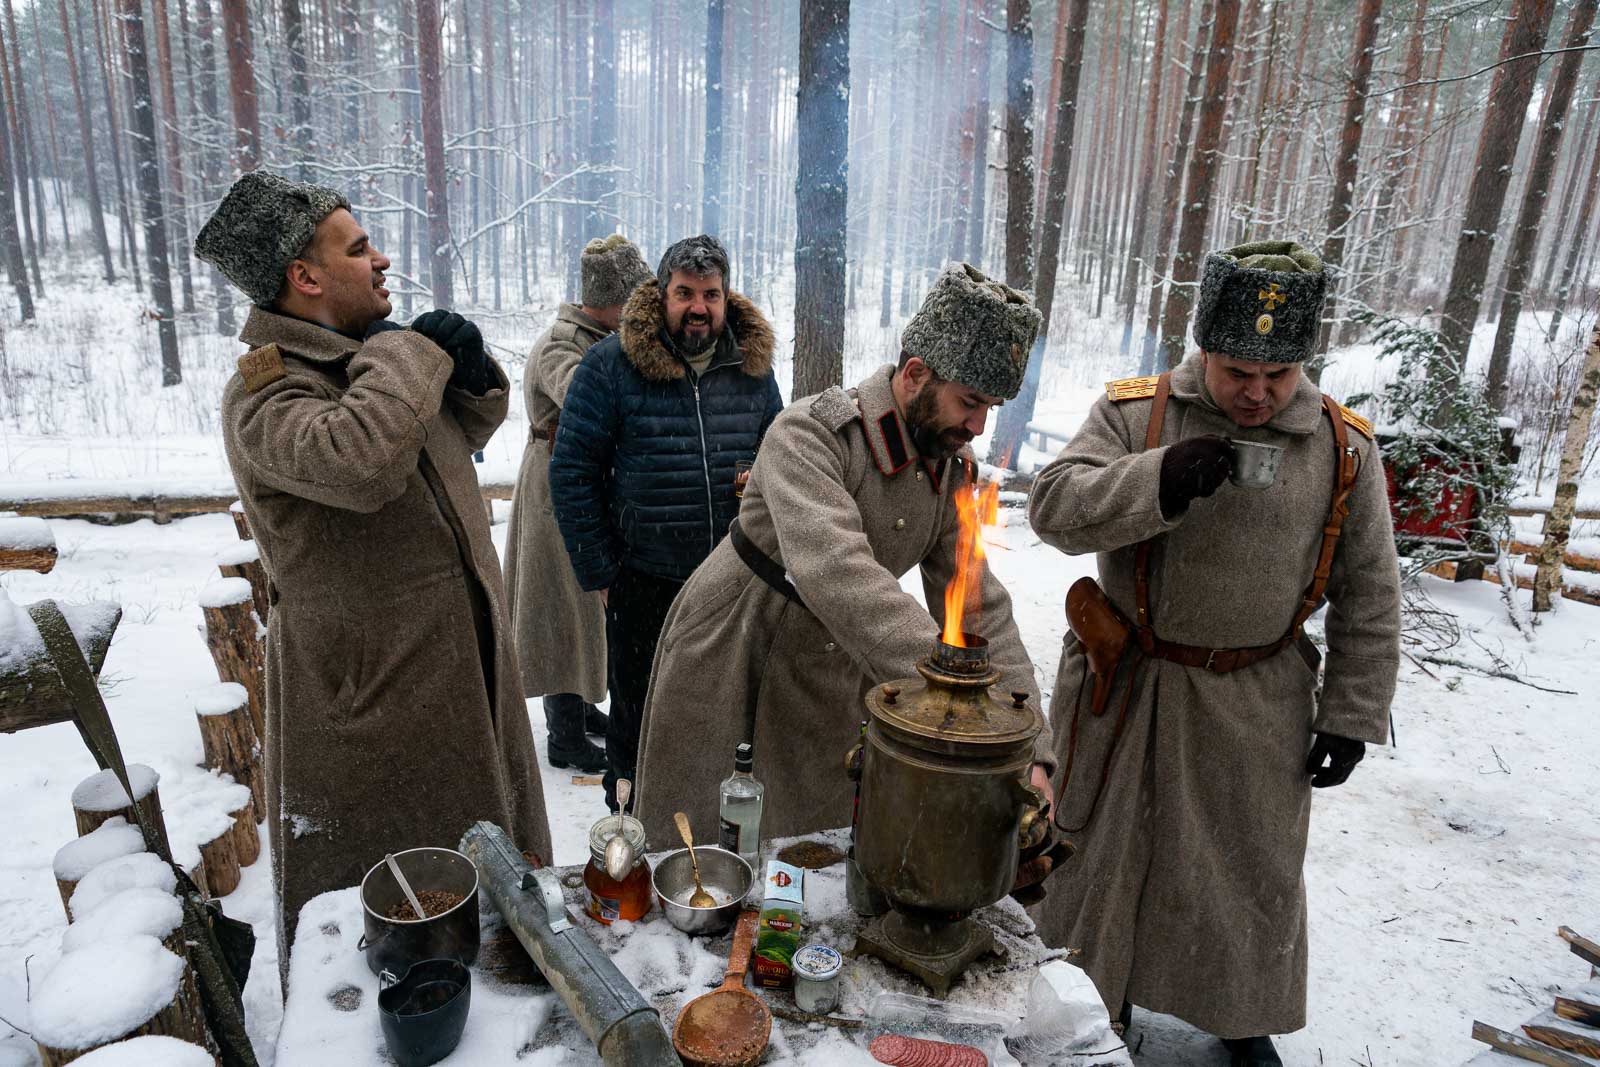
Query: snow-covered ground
3 262 1598 1064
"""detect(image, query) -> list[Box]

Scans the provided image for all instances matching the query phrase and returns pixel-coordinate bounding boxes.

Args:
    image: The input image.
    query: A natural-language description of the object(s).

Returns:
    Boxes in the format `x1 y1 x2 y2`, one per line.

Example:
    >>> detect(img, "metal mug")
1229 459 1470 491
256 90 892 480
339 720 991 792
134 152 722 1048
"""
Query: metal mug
1228 439 1284 490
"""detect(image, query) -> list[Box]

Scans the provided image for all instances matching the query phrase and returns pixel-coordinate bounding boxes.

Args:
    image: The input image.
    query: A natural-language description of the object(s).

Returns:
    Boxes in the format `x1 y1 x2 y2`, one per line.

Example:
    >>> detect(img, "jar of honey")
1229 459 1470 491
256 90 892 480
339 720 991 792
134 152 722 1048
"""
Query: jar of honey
583 814 652 923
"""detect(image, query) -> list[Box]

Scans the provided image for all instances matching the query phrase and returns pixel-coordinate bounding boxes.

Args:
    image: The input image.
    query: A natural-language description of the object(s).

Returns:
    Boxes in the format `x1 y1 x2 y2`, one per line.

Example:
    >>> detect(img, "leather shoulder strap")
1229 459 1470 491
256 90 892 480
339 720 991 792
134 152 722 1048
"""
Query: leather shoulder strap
1133 371 1172 640
1287 396 1362 633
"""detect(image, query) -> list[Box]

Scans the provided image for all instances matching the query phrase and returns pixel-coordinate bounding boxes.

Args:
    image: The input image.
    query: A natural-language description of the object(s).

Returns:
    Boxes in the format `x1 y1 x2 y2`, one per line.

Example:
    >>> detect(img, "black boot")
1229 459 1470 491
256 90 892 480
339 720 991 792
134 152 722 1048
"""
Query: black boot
1113 1000 1132 1036
584 703 609 736
545 694 607 773
1220 1036 1282 1067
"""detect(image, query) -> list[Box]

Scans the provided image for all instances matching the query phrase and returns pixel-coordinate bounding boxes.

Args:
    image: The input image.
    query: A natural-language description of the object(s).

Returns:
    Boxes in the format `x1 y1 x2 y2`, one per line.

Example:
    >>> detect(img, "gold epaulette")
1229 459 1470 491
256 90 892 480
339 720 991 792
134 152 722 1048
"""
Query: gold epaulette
1105 375 1159 402
1339 405 1374 440
238 344 287 393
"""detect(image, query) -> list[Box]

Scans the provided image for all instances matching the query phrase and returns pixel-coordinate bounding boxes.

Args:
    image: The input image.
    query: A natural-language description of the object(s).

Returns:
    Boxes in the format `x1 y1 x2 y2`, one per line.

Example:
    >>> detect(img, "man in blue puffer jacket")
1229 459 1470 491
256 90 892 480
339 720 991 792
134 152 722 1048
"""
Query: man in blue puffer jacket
551 234 783 811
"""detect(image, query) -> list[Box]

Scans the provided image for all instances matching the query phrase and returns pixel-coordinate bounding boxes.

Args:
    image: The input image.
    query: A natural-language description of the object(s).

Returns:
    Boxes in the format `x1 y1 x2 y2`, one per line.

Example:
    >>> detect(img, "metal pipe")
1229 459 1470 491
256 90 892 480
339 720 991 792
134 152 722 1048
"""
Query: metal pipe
460 821 683 1067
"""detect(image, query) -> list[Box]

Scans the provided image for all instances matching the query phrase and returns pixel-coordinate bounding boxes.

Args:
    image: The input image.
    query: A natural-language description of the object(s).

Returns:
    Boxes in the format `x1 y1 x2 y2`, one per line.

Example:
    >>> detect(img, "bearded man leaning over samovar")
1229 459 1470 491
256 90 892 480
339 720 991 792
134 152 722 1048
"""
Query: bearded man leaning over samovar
633 263 1056 864
1027 241 1401 1067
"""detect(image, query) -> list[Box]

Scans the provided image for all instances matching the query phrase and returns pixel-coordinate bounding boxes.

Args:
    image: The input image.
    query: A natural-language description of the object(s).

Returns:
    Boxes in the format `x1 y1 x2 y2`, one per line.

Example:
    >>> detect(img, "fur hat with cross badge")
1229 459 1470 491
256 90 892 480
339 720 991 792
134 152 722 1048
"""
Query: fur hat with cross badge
1192 240 1327 363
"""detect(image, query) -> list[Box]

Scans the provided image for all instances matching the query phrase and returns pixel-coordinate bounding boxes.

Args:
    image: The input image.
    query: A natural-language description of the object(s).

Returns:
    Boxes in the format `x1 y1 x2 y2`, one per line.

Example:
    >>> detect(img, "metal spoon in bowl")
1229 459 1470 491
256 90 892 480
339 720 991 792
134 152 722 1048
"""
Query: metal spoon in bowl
674 811 718 908
384 853 427 921
604 780 635 882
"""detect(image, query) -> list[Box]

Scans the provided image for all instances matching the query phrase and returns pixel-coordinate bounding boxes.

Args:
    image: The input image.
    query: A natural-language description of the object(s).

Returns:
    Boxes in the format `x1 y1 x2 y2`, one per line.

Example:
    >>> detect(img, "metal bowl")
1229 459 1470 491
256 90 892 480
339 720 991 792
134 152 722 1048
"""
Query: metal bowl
651 847 753 936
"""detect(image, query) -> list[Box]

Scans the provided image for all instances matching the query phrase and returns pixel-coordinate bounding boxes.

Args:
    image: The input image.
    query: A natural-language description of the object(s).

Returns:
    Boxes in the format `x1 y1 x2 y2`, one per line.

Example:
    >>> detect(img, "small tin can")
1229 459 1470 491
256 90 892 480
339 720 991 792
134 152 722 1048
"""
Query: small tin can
791 943 844 1015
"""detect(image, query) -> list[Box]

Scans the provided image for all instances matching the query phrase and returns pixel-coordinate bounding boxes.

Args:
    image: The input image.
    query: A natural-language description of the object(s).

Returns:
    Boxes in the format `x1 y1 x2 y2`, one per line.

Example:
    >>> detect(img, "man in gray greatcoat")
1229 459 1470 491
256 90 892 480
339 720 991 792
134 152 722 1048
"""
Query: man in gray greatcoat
504 235 654 773
634 263 1056 857
1027 241 1400 1067
196 173 552 983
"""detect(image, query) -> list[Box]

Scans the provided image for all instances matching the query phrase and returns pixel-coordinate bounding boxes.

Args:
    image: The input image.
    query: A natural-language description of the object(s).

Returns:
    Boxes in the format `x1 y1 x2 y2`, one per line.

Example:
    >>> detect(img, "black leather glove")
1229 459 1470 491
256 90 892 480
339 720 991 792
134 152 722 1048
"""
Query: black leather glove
363 318 405 340
411 310 492 394
1158 435 1234 518
1306 732 1365 787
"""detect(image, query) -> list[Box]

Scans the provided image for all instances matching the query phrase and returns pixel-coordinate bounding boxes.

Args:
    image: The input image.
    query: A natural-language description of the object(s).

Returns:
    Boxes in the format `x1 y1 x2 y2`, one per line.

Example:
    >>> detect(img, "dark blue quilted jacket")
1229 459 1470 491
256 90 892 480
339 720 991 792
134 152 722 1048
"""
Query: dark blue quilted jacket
550 285 783 590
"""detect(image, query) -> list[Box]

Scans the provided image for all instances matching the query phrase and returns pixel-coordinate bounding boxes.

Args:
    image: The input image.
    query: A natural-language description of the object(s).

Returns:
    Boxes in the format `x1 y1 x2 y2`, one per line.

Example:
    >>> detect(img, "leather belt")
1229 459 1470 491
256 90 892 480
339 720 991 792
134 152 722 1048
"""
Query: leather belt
529 416 559 444
728 518 806 609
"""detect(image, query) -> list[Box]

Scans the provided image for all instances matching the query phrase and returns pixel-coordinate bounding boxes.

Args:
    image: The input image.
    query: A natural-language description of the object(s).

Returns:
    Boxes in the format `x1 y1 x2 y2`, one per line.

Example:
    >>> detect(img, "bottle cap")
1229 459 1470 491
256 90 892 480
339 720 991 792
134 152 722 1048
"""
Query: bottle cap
734 742 753 772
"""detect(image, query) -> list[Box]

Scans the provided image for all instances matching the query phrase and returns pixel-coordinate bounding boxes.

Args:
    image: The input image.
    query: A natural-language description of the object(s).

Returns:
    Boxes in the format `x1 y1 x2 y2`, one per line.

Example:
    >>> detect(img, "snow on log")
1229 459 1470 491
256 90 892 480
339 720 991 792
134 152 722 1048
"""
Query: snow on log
52 817 145 918
60 887 183 955
69 854 177 921
228 500 249 540
0 596 122 734
164 776 248 899
71 765 169 842
215 541 268 623
197 579 264 741
193 683 263 818
68 1035 215 1066
0 516 57 572
30 935 207 1064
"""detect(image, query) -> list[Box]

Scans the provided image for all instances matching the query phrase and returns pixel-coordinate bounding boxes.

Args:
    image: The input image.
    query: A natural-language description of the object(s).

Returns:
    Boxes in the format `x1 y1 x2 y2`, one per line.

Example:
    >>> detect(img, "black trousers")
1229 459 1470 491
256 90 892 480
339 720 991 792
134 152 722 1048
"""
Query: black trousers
604 566 685 811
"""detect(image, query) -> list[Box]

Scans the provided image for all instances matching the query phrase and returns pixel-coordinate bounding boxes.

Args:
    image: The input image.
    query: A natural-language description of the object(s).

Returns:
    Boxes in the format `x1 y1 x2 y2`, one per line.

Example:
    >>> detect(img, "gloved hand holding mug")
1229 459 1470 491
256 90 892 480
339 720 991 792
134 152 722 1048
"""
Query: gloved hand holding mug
1158 435 1234 518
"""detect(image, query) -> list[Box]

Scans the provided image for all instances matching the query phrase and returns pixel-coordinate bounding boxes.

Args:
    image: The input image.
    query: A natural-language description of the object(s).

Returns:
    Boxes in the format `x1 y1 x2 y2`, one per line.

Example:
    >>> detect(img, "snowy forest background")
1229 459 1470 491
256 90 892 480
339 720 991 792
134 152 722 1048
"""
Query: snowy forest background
0 0 1593 487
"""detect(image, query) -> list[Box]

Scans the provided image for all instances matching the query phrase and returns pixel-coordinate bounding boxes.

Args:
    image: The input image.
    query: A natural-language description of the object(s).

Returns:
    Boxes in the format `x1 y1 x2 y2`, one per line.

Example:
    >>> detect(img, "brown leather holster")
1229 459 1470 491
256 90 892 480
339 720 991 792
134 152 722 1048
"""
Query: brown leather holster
1065 576 1132 716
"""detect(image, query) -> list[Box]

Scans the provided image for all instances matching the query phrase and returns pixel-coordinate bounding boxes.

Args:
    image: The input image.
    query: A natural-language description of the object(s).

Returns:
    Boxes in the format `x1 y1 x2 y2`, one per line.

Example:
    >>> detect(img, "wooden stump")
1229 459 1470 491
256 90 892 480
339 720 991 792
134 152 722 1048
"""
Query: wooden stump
71 765 169 846
198 579 265 741
0 516 57 573
196 824 239 898
52 818 146 919
216 541 269 624
228 500 249 540
227 793 261 867
193 684 264 818
31 936 209 1065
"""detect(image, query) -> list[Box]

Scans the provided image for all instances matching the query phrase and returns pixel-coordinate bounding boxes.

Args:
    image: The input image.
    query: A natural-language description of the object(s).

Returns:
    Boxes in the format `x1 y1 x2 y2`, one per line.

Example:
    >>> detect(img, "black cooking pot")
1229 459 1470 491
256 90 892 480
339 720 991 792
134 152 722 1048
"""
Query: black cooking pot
378 958 471 1067
358 847 481 978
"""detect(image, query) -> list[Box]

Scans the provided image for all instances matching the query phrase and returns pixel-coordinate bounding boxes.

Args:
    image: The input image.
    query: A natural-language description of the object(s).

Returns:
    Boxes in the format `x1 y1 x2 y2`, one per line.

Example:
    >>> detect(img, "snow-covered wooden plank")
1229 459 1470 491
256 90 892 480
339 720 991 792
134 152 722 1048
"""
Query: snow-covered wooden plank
0 516 57 572
0 481 518 522
0 599 122 733
1471 1022 1594 1067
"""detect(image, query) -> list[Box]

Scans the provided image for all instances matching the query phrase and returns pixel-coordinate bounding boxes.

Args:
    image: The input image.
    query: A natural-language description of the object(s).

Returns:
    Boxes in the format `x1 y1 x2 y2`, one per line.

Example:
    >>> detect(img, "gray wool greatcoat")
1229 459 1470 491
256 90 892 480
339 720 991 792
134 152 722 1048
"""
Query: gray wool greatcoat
503 304 609 702
632 365 1053 853
1026 352 1400 1039
221 308 553 969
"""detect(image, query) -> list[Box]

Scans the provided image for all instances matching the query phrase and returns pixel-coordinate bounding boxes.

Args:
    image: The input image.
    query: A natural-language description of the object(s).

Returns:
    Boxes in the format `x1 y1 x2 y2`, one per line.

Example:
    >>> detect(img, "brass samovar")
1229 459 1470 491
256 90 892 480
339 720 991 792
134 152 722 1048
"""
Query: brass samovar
846 632 1049 996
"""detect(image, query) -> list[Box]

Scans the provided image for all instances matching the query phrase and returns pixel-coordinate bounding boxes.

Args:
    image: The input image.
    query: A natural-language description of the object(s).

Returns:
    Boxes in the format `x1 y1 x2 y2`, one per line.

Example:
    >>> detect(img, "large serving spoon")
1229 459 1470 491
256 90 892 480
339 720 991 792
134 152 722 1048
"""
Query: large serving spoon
675 811 717 908
385 853 427 921
604 779 635 881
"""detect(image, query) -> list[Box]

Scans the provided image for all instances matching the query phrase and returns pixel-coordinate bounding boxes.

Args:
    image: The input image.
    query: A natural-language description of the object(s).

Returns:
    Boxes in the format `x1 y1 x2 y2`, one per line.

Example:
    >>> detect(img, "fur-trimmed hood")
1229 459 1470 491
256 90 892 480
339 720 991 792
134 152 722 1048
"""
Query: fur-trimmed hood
618 280 775 382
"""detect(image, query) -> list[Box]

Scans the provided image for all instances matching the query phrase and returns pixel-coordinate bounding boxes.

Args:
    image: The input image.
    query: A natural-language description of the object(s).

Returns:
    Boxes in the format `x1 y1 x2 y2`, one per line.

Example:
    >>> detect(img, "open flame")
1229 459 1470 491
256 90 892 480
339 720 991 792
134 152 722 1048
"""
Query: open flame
942 473 1003 647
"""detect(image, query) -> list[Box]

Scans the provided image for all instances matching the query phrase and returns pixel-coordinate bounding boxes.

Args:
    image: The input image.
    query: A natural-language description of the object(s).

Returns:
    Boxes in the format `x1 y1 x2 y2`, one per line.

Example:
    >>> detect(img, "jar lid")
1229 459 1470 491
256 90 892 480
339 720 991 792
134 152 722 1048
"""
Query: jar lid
792 944 843 981
587 814 647 866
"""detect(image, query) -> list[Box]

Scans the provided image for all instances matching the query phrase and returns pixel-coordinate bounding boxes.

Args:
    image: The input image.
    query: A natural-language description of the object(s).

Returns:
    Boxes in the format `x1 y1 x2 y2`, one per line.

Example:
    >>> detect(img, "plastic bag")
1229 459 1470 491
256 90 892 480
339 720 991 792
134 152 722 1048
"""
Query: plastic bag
1003 962 1119 1063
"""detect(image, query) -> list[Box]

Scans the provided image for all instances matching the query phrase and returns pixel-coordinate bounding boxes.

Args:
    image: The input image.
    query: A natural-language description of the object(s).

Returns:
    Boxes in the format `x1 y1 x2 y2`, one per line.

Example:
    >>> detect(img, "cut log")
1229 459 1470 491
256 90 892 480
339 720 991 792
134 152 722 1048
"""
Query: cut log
1524 1024 1600 1059
1559 927 1600 968
0 602 121 734
52 817 146 919
227 793 260 867
0 516 57 573
228 500 249 540
1422 561 1600 607
31 935 209 1065
71 765 169 845
1554 996 1600 1027
193 683 263 817
216 541 268 623
1472 1021 1595 1066
1511 540 1600 573
198 579 264 740
196 822 239 898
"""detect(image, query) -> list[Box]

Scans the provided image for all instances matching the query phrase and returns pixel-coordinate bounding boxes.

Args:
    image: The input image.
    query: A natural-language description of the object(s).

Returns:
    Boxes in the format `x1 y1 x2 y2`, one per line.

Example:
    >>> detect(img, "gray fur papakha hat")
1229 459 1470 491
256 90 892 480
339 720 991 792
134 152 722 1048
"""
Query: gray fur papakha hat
581 235 653 307
1193 240 1326 363
193 172 350 306
901 263 1040 400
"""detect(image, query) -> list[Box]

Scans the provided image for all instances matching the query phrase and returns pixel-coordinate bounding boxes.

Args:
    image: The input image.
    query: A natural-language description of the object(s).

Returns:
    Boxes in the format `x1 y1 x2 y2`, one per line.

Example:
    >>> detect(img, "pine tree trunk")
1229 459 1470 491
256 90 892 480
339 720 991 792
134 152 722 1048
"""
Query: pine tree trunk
702 0 724 235
191 0 232 331
218 0 258 172
1312 0 1382 365
0 9 39 293
988 0 1090 471
1001 0 1034 292
1435 0 1556 383
1117 0 1171 354
1156 0 1240 370
415 0 452 307
4 0 47 261
149 0 194 314
0 22 32 319
586 0 616 237
1139 0 1212 374
282 0 311 170
117 0 181 385
1545 91 1600 344
29 0 74 250
793 0 848 399
1365 0 1427 312
59 0 113 281
87 0 139 285
1484 0 1598 409
968 0 994 268
1533 323 1600 612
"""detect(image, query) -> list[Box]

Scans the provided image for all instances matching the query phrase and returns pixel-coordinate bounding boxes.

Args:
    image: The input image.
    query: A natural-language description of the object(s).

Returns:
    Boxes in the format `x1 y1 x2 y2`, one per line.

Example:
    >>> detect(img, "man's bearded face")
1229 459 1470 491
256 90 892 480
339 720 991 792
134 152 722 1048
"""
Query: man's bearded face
663 269 726 357
905 376 997 461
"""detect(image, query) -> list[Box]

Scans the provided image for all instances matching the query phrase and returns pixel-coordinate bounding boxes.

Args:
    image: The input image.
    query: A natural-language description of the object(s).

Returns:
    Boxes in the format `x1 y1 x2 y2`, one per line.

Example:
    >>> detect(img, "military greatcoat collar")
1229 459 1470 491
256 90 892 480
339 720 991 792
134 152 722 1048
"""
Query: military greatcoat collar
557 302 610 336
854 364 949 492
1168 350 1325 437
239 305 363 363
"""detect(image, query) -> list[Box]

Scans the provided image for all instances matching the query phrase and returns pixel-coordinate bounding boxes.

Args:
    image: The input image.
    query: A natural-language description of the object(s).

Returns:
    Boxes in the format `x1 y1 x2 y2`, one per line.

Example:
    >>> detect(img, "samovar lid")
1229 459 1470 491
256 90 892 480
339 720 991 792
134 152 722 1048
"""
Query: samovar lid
866 634 1040 748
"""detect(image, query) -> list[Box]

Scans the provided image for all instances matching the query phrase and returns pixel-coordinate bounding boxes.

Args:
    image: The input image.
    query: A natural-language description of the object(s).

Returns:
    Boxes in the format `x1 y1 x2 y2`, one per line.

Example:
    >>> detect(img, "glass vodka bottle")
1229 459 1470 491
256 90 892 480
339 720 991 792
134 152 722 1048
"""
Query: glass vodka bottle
718 742 765 875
